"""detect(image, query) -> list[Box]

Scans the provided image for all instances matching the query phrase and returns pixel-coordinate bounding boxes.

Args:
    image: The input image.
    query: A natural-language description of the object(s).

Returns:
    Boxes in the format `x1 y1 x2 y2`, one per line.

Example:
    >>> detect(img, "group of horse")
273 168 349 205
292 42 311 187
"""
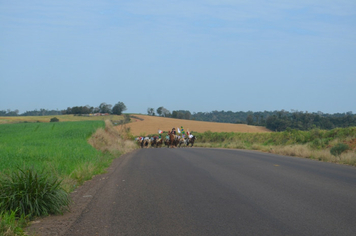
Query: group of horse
136 135 196 148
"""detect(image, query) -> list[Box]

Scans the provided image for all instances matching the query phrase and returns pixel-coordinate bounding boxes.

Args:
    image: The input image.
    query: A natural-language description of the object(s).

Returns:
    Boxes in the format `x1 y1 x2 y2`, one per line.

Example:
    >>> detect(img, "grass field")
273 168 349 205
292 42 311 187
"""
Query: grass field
122 115 271 136
0 114 124 124
0 121 117 188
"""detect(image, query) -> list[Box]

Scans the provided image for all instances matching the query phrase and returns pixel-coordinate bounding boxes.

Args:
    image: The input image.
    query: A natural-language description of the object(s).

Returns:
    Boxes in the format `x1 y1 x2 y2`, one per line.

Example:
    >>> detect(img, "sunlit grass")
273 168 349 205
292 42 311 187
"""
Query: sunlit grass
0 121 104 177
0 121 127 193
194 128 356 166
0 114 124 124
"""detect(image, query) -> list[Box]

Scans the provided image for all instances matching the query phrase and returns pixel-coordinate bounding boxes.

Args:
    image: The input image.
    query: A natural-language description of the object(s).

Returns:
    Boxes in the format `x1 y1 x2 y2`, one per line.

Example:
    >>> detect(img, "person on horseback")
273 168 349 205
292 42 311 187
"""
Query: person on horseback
168 129 176 148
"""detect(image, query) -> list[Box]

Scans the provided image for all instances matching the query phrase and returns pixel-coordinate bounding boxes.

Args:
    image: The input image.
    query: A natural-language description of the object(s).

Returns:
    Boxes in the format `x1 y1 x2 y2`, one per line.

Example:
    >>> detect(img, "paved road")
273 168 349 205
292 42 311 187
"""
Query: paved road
64 148 356 236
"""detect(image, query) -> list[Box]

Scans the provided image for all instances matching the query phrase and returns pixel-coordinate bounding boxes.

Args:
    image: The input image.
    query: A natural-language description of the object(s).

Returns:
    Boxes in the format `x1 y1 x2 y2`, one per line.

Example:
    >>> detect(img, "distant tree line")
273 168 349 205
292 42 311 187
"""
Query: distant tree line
0 109 61 116
147 107 192 120
61 102 127 115
0 109 20 116
1 101 127 117
3 104 356 131
264 110 356 131
147 108 356 131
192 110 356 131
192 110 256 124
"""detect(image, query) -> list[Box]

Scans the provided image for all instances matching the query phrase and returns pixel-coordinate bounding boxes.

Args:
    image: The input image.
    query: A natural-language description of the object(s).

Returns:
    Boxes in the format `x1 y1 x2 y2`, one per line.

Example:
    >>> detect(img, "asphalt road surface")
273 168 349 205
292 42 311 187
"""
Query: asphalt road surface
63 148 356 236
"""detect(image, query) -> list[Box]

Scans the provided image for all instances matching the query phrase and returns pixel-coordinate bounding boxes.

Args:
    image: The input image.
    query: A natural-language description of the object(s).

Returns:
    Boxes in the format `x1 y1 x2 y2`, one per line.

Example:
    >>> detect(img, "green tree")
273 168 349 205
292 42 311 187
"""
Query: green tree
157 107 163 116
99 103 112 114
177 112 184 119
157 106 171 117
184 111 191 120
246 115 253 125
112 102 127 115
147 108 155 116
162 108 171 117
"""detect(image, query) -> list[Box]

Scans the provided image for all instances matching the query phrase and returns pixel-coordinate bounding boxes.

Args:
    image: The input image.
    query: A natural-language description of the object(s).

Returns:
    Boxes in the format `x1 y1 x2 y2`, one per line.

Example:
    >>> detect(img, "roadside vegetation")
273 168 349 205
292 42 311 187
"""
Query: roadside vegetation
0 210 28 236
194 127 356 166
0 119 136 235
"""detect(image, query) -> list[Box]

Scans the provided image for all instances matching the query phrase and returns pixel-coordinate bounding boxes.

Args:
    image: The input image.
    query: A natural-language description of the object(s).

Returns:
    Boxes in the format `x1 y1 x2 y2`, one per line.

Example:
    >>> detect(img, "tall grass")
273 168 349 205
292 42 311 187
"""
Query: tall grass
194 127 356 166
0 167 70 218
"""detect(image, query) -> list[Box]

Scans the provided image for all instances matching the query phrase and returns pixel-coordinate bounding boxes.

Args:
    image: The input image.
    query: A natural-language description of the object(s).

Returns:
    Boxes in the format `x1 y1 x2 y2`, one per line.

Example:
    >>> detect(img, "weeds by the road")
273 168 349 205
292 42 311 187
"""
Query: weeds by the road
0 210 28 236
194 127 356 166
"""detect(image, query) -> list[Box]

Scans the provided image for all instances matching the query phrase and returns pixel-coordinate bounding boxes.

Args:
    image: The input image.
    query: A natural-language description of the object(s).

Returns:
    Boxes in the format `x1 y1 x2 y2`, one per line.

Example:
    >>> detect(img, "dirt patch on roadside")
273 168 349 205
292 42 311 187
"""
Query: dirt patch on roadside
122 115 271 136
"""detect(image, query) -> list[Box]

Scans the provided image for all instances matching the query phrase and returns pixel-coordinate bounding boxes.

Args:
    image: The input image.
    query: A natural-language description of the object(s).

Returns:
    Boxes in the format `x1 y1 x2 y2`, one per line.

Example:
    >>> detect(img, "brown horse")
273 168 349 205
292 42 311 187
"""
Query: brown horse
168 131 176 148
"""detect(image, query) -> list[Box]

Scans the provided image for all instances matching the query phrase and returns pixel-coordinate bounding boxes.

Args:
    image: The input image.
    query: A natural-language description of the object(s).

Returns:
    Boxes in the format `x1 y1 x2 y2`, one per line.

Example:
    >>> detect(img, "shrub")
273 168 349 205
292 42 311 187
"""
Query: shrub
330 143 349 156
0 167 70 219
50 117 59 122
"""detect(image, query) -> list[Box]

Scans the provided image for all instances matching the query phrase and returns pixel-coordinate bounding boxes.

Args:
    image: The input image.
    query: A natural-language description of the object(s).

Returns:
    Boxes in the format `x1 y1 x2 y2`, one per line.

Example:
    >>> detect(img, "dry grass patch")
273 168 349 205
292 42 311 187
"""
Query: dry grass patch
88 120 137 155
269 144 314 158
194 130 356 166
265 144 356 165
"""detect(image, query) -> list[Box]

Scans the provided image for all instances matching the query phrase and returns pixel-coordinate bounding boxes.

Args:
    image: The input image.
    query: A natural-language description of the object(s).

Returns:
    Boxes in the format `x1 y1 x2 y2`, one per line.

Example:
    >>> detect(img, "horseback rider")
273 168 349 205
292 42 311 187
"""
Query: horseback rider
181 126 186 139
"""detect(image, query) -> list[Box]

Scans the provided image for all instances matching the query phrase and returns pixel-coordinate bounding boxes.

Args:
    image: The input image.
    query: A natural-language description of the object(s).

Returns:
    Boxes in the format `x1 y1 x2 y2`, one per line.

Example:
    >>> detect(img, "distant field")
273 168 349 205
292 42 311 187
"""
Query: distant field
122 115 271 136
0 114 123 124
1 115 271 136
0 121 104 175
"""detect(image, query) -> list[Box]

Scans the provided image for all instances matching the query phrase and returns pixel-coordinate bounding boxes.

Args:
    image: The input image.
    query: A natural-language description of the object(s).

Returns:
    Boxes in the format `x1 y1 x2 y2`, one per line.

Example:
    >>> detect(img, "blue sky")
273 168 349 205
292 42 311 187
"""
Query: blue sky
1 0 355 114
